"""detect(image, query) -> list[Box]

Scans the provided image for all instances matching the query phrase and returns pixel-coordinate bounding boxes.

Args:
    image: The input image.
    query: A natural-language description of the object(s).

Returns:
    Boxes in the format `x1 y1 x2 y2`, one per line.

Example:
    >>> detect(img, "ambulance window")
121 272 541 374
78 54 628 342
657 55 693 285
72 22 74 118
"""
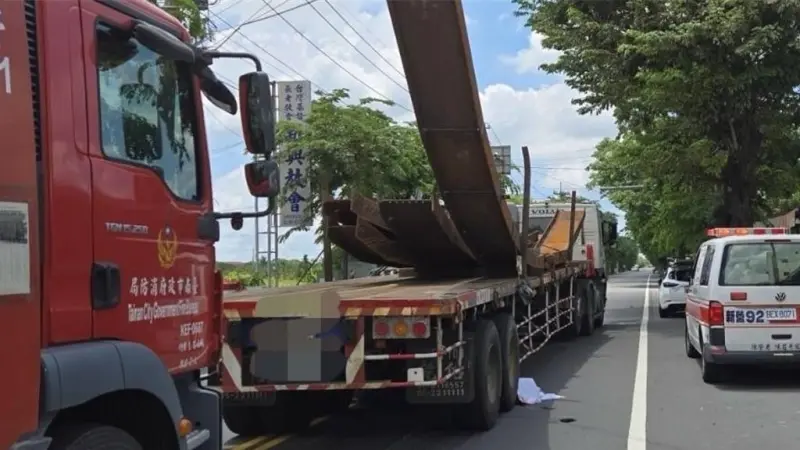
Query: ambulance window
95 23 201 202
699 246 715 286
721 242 800 286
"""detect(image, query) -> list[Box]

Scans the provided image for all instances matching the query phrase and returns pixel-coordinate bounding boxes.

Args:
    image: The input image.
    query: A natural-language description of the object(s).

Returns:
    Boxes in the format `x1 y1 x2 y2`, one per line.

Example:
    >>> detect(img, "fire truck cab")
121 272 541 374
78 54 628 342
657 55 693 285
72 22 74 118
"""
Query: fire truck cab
685 227 800 384
0 0 279 448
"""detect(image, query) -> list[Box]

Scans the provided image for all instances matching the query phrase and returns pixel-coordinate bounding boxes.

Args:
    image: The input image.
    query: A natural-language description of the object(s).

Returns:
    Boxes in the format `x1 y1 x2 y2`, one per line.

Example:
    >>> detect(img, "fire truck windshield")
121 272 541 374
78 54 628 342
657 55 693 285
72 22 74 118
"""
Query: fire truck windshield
96 22 201 202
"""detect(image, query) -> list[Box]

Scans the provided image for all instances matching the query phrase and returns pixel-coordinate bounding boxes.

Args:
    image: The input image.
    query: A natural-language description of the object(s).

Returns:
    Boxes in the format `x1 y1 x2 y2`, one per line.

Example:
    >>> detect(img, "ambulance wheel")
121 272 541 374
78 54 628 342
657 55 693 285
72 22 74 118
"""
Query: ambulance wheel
579 284 596 336
658 306 669 318
49 424 142 450
222 404 262 436
492 312 520 413
699 335 725 384
684 323 700 359
453 319 502 431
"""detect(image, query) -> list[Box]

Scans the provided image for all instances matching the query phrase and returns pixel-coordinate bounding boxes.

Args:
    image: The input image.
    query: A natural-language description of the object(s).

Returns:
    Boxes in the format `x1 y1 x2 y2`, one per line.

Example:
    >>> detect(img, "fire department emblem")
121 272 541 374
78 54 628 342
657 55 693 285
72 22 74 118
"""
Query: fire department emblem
775 292 787 303
157 226 178 269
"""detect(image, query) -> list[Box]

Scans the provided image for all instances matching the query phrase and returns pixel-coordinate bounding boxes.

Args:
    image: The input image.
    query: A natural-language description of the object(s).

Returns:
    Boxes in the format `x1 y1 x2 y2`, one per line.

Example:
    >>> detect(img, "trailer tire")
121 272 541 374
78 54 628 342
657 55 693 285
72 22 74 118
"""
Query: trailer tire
453 319 502 431
49 424 142 450
223 404 263 436
563 284 584 339
492 312 520 413
579 283 596 337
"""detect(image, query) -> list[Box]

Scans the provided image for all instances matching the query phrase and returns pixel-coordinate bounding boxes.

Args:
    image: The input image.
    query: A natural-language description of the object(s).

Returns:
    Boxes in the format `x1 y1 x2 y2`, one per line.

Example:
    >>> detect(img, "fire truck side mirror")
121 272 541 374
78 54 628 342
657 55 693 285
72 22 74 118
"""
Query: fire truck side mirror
132 22 194 64
244 159 280 198
239 72 276 156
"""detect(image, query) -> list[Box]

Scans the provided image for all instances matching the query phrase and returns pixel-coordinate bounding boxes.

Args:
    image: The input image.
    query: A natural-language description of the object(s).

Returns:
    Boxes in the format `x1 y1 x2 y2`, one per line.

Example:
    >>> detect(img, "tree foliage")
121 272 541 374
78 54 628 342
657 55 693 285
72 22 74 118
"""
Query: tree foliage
515 0 800 263
275 89 436 241
149 0 212 42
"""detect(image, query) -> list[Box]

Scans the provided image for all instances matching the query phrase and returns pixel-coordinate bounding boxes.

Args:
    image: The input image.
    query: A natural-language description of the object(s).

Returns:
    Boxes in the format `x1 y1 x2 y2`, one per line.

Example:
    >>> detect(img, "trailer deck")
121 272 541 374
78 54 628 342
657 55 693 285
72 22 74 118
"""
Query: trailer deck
223 265 587 320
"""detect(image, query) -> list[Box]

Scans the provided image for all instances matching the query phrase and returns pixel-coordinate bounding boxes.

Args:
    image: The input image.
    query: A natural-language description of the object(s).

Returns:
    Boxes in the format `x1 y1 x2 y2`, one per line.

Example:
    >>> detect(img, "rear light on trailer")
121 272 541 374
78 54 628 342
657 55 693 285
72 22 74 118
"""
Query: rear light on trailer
393 321 409 337
412 321 428 338
730 292 748 301
373 320 390 337
709 301 724 326
371 317 430 339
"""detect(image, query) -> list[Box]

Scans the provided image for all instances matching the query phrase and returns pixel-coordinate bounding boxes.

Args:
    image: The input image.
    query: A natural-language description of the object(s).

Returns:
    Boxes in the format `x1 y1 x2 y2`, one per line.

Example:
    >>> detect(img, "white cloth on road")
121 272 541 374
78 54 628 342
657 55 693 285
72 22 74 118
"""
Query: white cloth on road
517 377 563 405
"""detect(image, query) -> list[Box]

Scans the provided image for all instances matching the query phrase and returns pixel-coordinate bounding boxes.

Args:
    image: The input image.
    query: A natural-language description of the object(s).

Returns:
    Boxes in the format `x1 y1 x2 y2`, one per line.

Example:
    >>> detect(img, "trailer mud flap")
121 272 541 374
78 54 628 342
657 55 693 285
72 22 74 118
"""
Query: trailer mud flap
405 332 475 404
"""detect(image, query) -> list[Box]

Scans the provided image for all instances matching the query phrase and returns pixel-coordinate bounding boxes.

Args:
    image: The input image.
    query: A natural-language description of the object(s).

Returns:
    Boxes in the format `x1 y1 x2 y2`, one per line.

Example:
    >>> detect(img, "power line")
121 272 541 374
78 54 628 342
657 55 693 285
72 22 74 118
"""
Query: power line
208 10 329 92
321 0 405 79
308 1 408 92
257 0 413 112
215 0 319 32
213 1 273 49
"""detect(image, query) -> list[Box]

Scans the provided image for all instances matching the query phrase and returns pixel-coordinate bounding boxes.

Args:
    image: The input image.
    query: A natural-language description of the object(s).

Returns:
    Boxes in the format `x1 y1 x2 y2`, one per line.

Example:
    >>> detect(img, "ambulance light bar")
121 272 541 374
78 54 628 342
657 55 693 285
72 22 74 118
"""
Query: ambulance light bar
705 227 788 237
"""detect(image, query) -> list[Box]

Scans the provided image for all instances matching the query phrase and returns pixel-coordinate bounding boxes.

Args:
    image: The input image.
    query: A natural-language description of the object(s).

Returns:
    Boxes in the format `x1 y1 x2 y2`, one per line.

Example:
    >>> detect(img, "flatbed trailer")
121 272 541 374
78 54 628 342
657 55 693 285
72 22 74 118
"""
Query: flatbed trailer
213 256 603 434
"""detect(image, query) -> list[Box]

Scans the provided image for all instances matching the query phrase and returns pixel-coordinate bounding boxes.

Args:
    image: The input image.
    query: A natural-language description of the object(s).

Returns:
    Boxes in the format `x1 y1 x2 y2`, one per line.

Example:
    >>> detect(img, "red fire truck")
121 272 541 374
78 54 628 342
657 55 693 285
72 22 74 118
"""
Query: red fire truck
0 0 279 448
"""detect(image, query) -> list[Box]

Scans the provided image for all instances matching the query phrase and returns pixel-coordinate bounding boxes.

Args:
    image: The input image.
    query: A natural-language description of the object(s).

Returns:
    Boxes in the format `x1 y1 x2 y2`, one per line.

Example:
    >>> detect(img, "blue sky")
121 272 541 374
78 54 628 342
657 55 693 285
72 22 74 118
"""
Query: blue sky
206 0 626 261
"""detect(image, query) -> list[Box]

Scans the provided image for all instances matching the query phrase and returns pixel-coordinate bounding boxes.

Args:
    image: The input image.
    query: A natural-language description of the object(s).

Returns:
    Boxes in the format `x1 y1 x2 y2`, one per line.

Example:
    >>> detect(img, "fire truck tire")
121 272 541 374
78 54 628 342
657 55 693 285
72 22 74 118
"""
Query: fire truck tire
579 283 596 337
222 404 263 436
453 319 502 431
49 424 142 450
492 312 520 413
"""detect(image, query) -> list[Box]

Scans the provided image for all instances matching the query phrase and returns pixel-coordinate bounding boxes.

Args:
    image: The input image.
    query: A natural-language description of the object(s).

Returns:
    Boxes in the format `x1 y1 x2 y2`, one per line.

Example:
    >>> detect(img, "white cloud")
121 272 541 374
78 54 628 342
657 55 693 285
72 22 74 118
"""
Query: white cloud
204 1 617 261
499 32 560 75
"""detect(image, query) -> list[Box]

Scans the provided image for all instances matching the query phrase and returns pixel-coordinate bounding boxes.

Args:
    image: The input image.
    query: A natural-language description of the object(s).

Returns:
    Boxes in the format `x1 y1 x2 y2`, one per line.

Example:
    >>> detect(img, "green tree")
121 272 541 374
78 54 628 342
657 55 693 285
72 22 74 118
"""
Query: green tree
150 0 212 42
275 89 435 247
515 0 800 259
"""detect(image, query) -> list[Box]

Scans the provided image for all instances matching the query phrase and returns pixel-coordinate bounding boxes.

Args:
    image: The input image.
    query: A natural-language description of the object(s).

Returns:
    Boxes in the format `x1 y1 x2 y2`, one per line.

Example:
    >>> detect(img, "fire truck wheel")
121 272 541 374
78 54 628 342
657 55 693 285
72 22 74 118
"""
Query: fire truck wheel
579 283 596 337
453 319 502 431
222 404 262 436
492 312 520 413
49 424 142 450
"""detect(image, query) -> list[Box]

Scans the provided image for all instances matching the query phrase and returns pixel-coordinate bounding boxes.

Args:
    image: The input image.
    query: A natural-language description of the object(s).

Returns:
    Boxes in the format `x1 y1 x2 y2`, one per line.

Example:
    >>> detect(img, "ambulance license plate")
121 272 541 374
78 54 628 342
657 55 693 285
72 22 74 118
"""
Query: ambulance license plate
725 307 797 324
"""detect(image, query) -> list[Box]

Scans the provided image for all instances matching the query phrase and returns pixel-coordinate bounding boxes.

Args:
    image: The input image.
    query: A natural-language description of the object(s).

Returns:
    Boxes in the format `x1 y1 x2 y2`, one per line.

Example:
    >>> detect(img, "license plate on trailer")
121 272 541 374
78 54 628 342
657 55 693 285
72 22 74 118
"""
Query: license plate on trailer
406 343 474 404
749 342 800 352
724 307 797 324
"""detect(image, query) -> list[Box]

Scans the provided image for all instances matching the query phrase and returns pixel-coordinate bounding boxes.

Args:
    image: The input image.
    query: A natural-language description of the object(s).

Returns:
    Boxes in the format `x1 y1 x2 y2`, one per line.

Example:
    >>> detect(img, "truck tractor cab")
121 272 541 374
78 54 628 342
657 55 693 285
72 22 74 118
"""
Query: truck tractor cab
0 0 278 448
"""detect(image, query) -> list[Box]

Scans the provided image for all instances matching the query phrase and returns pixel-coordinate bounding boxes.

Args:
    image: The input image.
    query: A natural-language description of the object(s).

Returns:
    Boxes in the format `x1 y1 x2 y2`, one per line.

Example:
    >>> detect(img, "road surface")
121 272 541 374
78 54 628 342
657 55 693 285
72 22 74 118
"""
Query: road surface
223 271 800 450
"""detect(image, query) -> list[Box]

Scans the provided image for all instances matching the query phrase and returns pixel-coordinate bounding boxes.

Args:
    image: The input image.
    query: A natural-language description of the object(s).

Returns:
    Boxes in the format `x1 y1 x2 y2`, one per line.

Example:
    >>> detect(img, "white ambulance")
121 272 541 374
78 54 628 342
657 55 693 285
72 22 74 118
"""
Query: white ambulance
684 227 800 384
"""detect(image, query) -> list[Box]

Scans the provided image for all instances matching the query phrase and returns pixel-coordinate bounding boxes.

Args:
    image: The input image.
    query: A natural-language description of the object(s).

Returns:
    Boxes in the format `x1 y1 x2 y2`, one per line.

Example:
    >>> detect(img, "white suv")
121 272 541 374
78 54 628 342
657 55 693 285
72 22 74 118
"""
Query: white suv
658 265 692 318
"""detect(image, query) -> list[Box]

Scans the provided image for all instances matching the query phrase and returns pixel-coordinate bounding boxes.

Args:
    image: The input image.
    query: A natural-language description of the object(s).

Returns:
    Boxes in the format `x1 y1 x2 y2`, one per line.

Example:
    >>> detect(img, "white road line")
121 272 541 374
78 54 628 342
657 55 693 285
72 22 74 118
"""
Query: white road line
627 274 651 450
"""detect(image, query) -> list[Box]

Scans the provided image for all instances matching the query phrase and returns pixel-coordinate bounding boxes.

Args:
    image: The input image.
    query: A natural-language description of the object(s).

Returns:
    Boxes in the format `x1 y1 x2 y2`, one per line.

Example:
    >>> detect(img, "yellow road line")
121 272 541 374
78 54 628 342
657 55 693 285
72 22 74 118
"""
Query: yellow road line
249 416 331 450
231 436 274 450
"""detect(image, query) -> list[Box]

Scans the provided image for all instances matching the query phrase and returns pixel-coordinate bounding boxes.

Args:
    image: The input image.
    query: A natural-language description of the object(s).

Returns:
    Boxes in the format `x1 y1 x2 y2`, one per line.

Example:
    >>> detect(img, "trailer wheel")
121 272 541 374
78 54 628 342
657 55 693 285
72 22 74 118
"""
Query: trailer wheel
453 319 502 431
223 404 263 436
563 285 584 339
50 424 142 450
492 312 520 413
579 283 596 337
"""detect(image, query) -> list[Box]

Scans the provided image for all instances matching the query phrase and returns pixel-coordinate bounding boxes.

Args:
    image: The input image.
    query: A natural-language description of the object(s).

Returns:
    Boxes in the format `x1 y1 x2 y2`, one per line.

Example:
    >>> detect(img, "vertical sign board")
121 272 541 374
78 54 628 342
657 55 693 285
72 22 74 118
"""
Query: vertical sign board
491 145 512 194
277 80 312 227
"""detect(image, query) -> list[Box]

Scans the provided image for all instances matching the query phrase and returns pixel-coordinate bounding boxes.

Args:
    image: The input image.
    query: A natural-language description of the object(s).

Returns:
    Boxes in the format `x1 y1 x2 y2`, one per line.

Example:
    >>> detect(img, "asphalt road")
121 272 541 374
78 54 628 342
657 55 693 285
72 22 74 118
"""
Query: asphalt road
224 271 800 450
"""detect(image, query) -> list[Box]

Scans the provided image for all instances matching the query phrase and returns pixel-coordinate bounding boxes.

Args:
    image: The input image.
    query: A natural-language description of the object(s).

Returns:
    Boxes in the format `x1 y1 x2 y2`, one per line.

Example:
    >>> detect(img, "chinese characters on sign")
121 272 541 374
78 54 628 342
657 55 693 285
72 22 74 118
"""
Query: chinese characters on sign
276 80 312 227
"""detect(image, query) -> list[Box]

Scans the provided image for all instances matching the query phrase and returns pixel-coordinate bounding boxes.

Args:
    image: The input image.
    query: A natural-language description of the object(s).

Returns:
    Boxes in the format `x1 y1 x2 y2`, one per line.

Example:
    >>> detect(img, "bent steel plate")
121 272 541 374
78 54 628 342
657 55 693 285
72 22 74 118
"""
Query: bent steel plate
328 225 400 266
355 218 414 267
387 0 518 273
379 199 477 271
